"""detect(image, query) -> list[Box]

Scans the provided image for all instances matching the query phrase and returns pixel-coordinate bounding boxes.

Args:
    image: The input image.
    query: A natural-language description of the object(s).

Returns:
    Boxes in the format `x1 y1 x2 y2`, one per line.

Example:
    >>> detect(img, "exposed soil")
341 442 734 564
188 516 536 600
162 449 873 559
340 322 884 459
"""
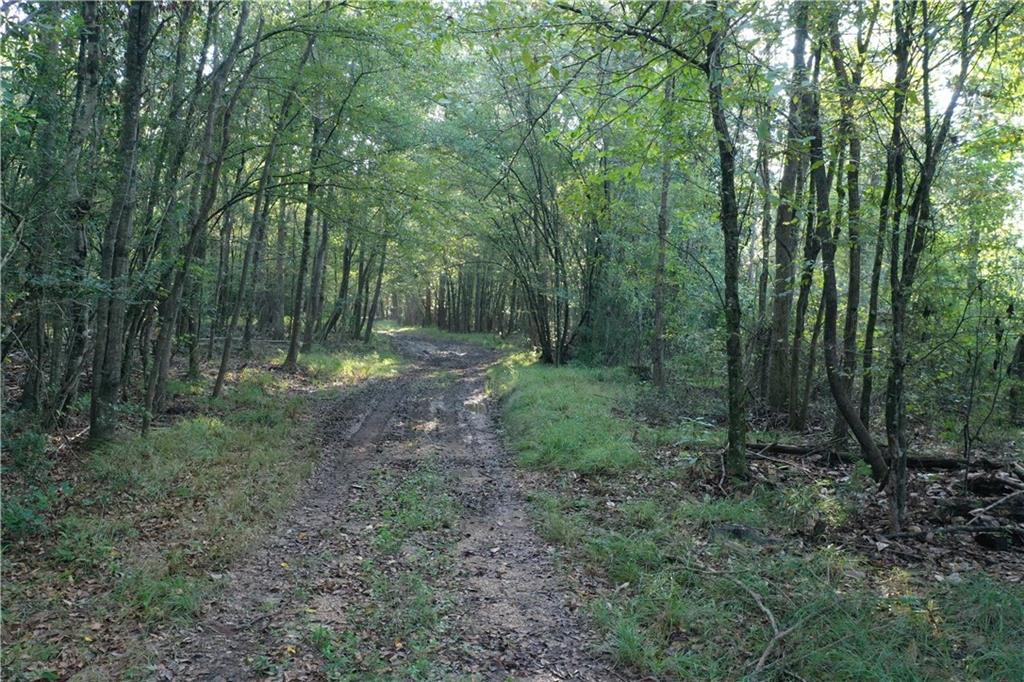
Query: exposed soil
149 334 614 680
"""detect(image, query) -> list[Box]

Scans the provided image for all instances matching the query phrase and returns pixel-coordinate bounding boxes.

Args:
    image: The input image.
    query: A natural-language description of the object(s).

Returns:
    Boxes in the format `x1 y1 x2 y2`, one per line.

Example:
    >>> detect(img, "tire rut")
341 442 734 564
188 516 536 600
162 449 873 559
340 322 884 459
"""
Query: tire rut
151 334 613 681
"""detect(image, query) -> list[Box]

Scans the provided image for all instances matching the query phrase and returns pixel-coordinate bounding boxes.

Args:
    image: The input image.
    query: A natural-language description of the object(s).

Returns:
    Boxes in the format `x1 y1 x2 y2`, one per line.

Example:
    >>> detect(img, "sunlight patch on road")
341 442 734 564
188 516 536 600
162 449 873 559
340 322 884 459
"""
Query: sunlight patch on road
464 390 487 411
415 419 440 433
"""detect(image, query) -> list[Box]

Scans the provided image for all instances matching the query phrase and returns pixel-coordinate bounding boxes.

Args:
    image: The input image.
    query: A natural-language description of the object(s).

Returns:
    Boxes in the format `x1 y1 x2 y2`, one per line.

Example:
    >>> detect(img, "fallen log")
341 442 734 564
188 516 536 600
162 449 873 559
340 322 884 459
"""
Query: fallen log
886 524 1020 539
745 442 1006 471
884 524 1024 551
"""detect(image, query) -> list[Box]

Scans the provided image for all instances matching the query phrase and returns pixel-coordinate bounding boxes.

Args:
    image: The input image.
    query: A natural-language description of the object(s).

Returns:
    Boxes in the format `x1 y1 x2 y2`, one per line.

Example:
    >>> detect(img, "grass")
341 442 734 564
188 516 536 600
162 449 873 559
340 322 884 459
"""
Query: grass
309 562 448 681
388 322 525 351
289 336 403 383
370 467 458 554
303 461 457 680
493 352 1024 680
488 352 641 472
1 342 401 681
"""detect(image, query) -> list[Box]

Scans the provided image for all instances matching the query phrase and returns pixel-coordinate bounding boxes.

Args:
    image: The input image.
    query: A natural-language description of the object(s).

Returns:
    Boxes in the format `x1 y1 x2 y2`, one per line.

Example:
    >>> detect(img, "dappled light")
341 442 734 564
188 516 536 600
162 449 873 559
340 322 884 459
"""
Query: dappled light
3 0 1022 679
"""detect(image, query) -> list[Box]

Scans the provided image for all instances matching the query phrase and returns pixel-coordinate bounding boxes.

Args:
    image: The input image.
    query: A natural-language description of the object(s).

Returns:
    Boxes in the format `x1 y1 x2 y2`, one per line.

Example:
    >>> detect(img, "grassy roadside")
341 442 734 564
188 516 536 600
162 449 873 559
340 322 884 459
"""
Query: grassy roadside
487 353 1024 680
1 340 402 681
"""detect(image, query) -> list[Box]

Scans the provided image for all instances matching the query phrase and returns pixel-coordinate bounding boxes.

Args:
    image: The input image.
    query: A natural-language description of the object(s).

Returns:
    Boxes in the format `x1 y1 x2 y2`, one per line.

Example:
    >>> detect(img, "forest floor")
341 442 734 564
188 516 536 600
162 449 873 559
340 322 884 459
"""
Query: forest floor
4 330 1022 681
144 332 615 680
485 345 1024 680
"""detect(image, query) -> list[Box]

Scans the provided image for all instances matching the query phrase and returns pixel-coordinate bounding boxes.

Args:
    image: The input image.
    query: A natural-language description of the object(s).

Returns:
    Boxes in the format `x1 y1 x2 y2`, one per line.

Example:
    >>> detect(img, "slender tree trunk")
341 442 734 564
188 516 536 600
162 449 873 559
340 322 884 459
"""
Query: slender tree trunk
143 5 251 431
887 1 974 527
862 4 910 435
788 179 823 429
242 193 273 353
350 245 368 339
214 33 315 396
652 74 675 389
830 10 870 443
209 165 245 359
50 0 102 422
90 1 153 441
303 214 329 350
363 239 388 343
284 112 325 370
806 63 888 485
706 3 746 477
859 211 886 425
755 120 772 402
21 1 63 415
321 234 354 339
135 3 201 270
798 294 825 429
1009 335 1024 425
271 200 288 339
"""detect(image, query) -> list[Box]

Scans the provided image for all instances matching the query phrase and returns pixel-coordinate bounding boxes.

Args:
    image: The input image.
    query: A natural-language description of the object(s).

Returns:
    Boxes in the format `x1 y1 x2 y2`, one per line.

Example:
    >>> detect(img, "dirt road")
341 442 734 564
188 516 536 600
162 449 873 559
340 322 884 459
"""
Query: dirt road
150 333 614 680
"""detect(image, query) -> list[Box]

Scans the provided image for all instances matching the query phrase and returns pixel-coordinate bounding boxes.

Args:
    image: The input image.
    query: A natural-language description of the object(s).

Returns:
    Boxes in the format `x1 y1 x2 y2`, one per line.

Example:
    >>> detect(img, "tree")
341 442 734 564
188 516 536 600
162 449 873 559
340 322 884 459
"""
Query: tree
90 0 154 441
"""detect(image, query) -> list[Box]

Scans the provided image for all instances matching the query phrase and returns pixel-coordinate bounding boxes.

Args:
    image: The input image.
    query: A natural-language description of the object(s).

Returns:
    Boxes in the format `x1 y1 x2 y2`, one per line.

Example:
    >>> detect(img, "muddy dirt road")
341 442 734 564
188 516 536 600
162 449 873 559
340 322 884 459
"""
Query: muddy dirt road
150 333 614 680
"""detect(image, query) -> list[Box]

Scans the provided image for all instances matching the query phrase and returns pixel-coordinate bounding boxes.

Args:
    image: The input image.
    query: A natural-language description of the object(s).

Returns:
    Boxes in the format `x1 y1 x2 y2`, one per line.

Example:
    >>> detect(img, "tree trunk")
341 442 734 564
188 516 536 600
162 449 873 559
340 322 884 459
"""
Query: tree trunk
303 213 330 350
20 1 63 415
284 112 325 370
806 62 888 485
50 0 102 423
787 178 823 429
90 1 153 441
1009 335 1024 425
767 0 810 413
143 4 251 431
887 1 974 527
350 245 368 339
321 234 354 340
798 294 825 429
363 240 388 343
214 33 315 396
755 118 772 402
829 10 870 443
271 200 288 339
706 4 746 477
652 74 674 389
862 4 910 435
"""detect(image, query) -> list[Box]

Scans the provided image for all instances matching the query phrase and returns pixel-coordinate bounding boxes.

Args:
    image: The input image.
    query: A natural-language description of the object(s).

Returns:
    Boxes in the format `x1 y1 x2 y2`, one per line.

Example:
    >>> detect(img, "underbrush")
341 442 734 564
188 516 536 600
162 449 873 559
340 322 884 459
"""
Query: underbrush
1 343 394 680
494 354 1024 680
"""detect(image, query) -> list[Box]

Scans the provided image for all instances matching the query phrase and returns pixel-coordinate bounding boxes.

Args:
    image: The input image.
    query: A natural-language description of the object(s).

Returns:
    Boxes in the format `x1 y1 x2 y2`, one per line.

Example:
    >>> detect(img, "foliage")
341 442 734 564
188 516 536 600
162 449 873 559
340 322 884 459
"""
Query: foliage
500 354 1024 680
0 345 365 678
489 353 641 472
3 0 1024 678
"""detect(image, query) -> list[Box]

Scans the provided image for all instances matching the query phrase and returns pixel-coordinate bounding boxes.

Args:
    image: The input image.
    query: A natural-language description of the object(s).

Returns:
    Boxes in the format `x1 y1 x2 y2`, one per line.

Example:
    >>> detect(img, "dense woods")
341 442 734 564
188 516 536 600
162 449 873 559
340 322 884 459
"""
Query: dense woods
6 0 1021 517
3 1 1023 678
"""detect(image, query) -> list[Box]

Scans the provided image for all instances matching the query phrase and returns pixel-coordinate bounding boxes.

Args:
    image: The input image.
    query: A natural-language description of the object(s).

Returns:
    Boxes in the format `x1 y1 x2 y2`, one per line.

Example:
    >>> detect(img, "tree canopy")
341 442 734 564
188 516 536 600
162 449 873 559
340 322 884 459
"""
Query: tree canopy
3 0 1023 528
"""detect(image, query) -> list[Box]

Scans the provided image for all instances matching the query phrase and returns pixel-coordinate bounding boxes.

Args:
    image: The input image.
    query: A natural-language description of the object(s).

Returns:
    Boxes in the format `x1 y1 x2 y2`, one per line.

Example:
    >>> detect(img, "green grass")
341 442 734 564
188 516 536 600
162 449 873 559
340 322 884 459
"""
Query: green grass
494 353 1024 680
291 342 403 383
370 466 457 554
303 461 457 680
310 566 448 681
1 343 396 680
488 352 641 472
392 323 525 351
